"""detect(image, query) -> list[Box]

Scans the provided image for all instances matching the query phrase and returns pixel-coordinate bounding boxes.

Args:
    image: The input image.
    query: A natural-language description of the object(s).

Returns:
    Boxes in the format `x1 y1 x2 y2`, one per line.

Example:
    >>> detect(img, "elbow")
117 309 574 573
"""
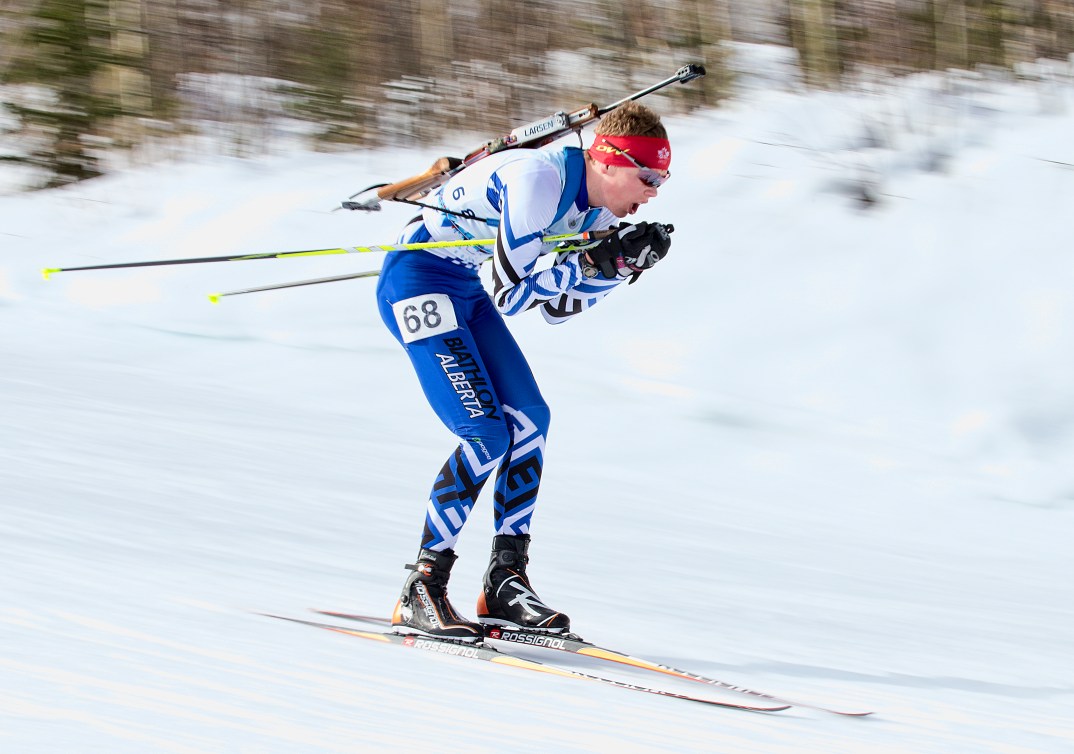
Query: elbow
494 293 523 317
541 309 569 325
541 298 580 324
493 295 510 316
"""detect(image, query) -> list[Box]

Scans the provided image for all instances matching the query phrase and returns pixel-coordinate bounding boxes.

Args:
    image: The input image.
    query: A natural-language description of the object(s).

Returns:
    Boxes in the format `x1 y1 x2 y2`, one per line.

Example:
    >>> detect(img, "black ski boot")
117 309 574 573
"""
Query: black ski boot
477 534 570 633
392 548 483 642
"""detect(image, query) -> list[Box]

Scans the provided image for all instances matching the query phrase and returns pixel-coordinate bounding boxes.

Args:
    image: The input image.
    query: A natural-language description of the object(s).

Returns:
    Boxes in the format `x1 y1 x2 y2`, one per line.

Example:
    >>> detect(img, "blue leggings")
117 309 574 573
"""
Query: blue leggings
376 247 550 552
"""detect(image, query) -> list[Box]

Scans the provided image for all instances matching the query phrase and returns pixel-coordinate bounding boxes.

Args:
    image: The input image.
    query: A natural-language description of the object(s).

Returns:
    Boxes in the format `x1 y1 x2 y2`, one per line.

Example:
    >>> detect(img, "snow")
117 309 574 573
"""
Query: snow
3 55 1074 753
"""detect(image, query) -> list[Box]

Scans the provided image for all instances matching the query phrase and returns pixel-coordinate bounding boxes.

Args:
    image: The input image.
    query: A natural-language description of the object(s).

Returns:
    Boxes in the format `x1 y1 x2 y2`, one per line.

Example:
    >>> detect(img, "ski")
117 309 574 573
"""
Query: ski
312 610 873 717
261 613 789 713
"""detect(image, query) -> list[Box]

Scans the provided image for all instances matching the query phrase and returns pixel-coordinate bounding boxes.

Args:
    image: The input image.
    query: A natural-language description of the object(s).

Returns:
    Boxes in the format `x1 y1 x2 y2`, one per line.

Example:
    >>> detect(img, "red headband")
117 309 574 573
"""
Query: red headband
588 134 672 171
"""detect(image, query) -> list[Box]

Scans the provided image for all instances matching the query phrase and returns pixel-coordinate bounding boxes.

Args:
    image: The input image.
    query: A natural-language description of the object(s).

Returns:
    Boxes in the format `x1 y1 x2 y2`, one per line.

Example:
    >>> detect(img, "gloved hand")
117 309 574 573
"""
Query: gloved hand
585 222 673 279
619 222 672 273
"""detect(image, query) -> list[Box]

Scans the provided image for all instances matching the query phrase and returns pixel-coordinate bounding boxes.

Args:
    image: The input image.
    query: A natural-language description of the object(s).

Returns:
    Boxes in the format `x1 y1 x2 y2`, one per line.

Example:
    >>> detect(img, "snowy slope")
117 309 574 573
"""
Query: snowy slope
3 62 1074 753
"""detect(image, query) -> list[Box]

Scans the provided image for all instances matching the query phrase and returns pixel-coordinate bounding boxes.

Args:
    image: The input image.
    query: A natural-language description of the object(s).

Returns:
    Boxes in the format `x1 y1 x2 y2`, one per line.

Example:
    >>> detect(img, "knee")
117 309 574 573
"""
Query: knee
504 402 550 442
462 424 512 467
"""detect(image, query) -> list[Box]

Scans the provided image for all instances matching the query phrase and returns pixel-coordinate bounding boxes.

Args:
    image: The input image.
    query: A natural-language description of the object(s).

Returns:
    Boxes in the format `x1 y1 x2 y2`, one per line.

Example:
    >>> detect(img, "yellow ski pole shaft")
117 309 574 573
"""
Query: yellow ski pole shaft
42 232 603 280
204 231 614 302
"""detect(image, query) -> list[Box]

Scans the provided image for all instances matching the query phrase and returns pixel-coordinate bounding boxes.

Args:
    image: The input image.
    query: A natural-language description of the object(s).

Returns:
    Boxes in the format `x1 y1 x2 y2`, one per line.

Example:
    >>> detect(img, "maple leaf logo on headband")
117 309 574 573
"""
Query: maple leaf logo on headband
658 147 671 161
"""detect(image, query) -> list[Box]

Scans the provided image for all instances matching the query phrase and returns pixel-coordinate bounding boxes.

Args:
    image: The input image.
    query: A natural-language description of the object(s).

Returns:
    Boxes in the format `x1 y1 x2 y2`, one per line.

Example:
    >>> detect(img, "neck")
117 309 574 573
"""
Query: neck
584 157 605 209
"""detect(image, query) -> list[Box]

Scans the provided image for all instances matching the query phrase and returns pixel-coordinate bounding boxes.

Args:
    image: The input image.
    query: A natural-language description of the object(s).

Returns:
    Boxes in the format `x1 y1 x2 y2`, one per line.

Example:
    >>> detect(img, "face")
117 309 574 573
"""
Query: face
591 162 664 218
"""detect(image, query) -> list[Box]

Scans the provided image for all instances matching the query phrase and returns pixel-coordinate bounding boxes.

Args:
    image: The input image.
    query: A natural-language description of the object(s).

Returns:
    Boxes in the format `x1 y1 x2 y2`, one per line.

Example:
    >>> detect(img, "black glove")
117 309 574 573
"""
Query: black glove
584 222 673 279
620 222 672 273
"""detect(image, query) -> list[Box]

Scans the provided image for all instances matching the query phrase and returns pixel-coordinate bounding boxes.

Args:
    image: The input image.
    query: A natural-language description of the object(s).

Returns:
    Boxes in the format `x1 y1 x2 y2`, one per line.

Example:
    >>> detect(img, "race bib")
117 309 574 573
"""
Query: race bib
392 293 459 343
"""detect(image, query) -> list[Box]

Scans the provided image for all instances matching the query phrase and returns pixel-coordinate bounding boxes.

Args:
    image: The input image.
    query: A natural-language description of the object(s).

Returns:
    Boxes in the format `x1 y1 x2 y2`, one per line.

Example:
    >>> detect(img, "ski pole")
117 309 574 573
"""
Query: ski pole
41 231 603 279
205 225 660 302
208 270 381 303
205 230 621 302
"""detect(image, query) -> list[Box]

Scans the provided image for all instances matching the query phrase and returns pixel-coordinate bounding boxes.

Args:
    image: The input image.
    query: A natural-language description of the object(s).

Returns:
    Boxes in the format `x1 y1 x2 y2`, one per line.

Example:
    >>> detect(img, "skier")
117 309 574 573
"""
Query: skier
376 101 673 641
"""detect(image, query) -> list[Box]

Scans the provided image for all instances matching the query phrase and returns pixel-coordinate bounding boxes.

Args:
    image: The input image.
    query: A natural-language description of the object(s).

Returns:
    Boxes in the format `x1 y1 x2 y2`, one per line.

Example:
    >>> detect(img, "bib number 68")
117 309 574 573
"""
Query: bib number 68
392 293 459 343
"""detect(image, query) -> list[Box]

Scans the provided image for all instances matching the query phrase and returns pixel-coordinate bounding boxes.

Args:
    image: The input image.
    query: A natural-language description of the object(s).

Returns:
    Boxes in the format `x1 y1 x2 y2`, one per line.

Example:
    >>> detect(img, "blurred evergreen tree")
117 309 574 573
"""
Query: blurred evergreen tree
2 0 151 187
285 17 368 148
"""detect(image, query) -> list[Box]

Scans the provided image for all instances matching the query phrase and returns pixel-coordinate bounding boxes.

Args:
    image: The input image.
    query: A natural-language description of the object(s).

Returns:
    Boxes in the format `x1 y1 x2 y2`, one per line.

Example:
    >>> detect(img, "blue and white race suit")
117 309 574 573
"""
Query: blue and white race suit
376 145 625 551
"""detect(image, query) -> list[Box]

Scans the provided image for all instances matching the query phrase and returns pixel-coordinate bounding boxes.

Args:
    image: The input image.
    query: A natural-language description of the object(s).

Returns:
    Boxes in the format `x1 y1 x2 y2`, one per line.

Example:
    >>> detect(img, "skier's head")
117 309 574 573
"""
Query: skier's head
586 102 670 218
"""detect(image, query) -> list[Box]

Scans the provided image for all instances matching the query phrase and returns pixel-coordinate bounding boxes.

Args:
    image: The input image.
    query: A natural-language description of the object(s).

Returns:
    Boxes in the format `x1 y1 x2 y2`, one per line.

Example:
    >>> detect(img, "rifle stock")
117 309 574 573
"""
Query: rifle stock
375 156 462 202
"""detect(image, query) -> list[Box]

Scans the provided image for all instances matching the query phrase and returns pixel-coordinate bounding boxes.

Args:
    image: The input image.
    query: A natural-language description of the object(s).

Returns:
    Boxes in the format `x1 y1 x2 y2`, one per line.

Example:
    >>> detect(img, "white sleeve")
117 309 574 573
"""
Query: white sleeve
490 163 629 321
490 162 587 316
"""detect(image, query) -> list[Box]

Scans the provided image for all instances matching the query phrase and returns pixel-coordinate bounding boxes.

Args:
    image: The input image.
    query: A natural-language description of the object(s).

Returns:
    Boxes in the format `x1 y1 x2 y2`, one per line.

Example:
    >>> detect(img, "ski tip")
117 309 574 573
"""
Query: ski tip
255 611 287 620
42 267 60 281
310 609 393 626
207 293 221 304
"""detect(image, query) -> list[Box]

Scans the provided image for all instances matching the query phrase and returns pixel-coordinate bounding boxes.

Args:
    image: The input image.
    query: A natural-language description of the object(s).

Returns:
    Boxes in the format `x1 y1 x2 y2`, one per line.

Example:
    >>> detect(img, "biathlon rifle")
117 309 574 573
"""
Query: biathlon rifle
341 63 706 213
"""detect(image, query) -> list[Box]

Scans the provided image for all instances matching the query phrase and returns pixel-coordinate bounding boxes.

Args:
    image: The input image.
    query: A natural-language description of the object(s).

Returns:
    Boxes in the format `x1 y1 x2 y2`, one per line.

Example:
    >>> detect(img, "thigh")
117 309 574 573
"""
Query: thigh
378 257 508 439
467 295 545 412
405 319 508 439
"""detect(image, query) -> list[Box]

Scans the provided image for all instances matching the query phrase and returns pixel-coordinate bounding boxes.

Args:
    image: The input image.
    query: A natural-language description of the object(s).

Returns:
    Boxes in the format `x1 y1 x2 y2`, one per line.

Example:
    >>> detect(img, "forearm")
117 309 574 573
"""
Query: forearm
538 251 627 323
494 253 586 315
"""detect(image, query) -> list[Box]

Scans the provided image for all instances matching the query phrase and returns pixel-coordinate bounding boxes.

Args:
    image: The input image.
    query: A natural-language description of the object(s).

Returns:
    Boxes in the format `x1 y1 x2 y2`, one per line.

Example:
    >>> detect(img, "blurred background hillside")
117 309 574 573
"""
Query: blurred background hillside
3 0 1074 189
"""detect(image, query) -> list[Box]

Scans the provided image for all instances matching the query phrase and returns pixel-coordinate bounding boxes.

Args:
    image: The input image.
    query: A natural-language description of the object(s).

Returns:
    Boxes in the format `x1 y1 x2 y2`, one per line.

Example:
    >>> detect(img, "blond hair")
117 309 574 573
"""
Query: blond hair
594 102 667 140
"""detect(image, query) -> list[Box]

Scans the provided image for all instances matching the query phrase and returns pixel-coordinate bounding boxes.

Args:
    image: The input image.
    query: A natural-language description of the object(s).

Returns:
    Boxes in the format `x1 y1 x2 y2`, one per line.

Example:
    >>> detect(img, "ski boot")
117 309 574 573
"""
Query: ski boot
392 548 483 642
477 534 570 633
